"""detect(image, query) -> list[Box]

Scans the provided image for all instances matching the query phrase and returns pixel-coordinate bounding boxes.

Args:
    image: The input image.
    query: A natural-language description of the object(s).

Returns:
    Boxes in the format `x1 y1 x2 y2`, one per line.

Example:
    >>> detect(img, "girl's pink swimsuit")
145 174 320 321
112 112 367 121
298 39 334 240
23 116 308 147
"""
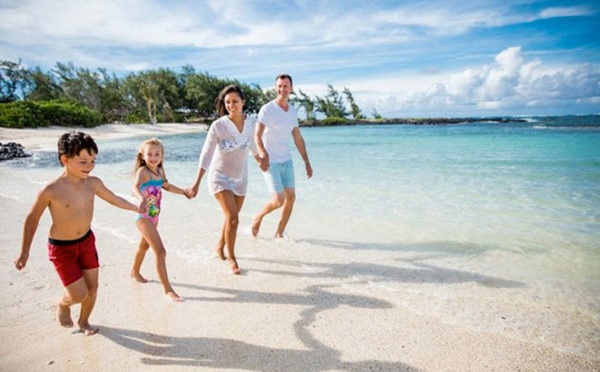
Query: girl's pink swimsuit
136 176 163 225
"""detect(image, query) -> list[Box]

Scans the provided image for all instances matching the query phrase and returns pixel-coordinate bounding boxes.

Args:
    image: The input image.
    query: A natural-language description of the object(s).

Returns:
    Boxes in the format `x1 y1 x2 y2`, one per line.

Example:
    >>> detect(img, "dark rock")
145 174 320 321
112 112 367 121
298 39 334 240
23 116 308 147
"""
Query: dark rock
0 142 32 161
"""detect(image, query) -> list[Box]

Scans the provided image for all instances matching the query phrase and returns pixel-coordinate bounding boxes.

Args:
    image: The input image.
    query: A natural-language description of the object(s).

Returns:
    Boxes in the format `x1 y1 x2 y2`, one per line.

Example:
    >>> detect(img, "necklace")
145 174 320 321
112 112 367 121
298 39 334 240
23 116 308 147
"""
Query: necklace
146 166 161 178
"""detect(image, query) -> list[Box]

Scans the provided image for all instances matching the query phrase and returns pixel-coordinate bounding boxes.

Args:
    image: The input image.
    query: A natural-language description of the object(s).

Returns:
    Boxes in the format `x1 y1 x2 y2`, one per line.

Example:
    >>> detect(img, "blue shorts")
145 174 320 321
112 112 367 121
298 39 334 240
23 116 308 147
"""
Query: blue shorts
263 160 295 194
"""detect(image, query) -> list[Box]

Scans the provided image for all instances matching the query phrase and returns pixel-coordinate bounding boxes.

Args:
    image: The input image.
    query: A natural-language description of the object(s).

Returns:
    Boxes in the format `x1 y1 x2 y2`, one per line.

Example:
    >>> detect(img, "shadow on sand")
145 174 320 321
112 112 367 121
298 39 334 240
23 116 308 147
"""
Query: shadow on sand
101 283 420 371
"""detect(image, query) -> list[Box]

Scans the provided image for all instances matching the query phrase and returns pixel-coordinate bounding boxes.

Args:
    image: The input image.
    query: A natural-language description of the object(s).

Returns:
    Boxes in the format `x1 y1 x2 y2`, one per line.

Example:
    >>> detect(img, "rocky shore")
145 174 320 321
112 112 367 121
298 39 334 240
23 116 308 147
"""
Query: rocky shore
0 142 31 161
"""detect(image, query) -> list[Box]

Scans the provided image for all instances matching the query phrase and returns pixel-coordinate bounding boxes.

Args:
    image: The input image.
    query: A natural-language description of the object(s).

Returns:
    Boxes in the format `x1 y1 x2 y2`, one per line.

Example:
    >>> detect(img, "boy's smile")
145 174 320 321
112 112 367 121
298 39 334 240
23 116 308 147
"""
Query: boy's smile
63 149 96 179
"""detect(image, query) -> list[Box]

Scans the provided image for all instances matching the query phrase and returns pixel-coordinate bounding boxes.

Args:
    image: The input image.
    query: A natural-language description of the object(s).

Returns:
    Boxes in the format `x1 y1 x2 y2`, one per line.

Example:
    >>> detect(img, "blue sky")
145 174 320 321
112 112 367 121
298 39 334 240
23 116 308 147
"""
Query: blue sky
1 0 599 117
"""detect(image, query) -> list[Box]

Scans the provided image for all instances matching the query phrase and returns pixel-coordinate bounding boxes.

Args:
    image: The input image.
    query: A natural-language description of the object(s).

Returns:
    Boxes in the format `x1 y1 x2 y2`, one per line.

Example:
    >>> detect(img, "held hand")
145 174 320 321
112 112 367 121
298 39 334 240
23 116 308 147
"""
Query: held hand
305 162 313 179
14 252 29 271
186 183 200 199
258 154 270 172
183 188 194 199
138 198 148 214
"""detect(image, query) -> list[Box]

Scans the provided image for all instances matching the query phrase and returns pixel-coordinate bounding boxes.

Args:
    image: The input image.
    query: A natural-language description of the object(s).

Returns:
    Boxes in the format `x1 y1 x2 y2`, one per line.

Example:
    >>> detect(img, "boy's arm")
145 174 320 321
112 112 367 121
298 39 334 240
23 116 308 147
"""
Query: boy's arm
15 187 51 270
94 177 141 213
291 127 313 178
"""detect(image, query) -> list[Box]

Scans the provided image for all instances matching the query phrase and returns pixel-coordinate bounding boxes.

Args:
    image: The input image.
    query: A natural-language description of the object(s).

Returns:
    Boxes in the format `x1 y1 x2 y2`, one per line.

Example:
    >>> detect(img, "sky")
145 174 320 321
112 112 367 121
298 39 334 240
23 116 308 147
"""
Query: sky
1 0 599 117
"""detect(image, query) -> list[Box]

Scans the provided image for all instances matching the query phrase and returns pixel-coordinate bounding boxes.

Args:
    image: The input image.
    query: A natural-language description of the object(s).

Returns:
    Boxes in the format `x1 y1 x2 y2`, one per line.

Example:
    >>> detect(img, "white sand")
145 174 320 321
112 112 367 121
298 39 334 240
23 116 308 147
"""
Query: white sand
0 123 209 150
1 124 598 371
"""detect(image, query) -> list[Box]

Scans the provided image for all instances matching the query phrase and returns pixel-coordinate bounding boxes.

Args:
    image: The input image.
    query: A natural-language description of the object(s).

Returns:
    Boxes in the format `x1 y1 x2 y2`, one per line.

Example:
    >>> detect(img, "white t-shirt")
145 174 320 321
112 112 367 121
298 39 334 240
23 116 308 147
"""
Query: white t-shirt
198 115 257 195
257 100 299 163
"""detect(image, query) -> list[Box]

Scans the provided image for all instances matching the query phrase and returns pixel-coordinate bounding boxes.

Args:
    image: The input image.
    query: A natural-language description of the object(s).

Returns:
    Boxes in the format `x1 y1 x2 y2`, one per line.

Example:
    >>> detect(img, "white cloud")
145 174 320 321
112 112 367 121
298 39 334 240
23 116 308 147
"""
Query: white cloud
334 46 600 116
539 6 595 19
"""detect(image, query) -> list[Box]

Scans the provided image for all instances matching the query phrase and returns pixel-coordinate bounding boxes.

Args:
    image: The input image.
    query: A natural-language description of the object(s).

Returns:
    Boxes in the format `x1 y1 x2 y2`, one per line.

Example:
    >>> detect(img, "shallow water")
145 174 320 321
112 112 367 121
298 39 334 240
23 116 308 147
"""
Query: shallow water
2 116 599 358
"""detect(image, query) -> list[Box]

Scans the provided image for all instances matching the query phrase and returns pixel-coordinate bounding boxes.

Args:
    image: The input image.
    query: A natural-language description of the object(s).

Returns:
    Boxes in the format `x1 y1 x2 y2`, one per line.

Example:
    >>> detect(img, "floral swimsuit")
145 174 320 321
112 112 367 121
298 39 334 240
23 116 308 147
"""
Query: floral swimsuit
136 168 163 225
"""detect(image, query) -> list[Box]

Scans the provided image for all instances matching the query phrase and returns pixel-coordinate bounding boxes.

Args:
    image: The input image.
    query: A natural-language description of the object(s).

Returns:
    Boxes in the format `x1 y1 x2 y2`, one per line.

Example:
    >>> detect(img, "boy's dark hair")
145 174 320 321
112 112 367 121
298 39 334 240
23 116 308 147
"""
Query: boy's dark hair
276 74 293 86
57 131 98 166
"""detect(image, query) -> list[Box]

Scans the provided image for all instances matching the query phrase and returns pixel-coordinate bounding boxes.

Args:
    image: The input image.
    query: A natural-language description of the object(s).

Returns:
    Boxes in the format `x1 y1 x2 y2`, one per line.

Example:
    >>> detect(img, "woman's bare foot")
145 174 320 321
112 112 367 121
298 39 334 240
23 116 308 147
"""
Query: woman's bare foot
78 321 99 336
228 258 241 275
274 232 284 239
57 304 73 328
214 246 226 260
251 215 262 237
130 271 148 283
166 291 184 302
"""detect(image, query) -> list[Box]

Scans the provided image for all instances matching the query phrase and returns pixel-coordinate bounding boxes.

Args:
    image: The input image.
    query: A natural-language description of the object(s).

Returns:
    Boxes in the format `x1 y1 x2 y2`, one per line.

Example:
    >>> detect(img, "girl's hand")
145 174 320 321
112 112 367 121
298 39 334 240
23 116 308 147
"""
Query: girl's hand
186 183 200 199
183 188 194 199
14 252 29 271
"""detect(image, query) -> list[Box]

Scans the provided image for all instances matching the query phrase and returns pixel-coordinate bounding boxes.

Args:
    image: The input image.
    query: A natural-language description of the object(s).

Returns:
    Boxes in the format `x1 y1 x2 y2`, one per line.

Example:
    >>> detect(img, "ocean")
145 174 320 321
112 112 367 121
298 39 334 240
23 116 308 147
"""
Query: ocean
2 116 599 358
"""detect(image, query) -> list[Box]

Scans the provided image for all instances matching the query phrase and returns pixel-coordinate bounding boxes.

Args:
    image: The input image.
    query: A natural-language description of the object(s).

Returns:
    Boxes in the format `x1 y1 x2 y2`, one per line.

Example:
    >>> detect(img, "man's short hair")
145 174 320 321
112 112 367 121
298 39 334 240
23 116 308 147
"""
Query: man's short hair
57 131 98 165
276 74 293 86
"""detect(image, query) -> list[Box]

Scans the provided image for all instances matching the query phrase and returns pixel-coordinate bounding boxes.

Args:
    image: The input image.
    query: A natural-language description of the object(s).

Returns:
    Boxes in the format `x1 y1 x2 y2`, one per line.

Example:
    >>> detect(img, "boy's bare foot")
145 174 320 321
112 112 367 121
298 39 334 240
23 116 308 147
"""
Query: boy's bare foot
57 304 73 328
166 291 184 302
251 215 262 237
78 321 99 336
130 272 148 283
228 258 241 275
214 247 226 260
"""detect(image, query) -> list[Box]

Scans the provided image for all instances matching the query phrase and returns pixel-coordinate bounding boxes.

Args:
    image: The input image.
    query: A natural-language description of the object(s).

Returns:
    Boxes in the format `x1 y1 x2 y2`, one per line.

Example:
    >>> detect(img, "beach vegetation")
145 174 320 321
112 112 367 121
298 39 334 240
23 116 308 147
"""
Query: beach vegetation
0 99 102 128
0 59 367 127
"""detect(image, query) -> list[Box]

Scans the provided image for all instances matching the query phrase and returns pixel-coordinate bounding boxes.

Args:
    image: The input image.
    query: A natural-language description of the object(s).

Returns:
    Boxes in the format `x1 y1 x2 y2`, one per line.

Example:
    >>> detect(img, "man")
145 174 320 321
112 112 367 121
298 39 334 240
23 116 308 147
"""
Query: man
252 74 313 238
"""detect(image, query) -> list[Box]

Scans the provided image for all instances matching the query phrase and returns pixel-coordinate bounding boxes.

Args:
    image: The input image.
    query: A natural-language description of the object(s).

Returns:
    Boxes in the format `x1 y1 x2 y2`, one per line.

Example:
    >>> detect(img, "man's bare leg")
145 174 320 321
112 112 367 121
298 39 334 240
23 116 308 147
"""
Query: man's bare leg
252 193 284 237
275 188 296 238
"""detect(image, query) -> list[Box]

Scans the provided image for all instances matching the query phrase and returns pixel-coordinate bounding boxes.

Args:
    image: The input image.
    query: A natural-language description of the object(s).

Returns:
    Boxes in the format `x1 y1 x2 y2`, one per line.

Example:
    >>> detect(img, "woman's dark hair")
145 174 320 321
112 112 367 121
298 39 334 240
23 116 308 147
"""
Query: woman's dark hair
57 131 98 166
215 85 245 117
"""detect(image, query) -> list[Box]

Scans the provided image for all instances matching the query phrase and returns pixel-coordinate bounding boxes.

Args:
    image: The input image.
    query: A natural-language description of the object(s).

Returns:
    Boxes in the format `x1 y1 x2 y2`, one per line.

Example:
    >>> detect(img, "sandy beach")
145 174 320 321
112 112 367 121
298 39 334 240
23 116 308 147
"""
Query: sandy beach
1 124 599 372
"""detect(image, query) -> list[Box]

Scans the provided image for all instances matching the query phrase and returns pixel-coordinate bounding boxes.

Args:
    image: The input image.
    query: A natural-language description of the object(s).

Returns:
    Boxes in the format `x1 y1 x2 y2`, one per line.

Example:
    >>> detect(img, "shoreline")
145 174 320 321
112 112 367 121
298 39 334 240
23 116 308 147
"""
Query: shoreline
0 123 209 150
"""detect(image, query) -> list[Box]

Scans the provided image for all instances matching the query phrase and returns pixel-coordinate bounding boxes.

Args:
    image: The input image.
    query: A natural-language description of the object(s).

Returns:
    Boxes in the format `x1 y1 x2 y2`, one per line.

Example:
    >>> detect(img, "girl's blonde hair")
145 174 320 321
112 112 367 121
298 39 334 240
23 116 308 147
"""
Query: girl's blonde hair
133 138 165 173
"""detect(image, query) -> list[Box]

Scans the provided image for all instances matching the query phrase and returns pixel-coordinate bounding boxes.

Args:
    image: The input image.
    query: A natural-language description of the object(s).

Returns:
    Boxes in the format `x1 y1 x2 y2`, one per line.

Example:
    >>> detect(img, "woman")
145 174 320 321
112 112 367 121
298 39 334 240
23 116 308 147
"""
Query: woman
187 85 260 274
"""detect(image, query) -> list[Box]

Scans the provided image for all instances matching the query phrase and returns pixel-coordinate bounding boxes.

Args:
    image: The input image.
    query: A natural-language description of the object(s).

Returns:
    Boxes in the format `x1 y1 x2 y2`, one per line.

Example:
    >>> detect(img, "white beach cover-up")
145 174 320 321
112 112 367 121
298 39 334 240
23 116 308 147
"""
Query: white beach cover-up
198 115 257 196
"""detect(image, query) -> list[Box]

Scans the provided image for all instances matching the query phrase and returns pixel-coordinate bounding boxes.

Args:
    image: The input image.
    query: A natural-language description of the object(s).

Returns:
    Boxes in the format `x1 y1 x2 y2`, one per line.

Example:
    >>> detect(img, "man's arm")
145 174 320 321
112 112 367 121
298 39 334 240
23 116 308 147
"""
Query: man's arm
94 177 142 213
255 122 269 171
15 187 51 270
292 127 313 178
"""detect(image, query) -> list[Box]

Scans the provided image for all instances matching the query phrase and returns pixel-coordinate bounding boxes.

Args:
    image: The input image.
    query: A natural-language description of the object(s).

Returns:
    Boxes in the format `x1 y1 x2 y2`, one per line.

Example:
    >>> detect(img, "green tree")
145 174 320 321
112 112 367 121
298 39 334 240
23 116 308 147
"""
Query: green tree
25 66 62 101
372 108 382 119
291 89 316 120
315 84 348 118
343 87 364 119
0 60 29 103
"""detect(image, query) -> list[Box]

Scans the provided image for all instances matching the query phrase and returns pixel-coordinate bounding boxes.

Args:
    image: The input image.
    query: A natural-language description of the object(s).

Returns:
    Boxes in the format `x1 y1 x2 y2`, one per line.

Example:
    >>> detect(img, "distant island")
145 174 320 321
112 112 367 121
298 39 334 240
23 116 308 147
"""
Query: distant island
299 117 525 127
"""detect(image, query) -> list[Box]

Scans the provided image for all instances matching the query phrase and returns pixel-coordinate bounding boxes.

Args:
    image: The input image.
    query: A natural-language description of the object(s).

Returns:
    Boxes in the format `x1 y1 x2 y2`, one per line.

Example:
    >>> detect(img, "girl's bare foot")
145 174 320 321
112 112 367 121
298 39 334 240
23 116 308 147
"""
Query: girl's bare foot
214 246 226 260
78 321 99 336
57 304 73 328
130 271 148 283
166 291 184 302
228 258 241 275
251 215 262 237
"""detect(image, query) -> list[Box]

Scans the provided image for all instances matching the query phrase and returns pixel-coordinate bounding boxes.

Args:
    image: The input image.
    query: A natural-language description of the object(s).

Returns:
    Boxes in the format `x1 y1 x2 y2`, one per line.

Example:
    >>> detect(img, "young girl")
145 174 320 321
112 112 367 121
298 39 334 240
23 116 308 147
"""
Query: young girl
131 138 189 301
187 85 260 274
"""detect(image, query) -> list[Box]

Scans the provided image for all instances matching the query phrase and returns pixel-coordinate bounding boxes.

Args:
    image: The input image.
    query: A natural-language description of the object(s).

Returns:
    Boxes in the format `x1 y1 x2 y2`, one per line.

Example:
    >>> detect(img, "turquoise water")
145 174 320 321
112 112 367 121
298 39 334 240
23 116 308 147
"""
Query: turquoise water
3 116 600 356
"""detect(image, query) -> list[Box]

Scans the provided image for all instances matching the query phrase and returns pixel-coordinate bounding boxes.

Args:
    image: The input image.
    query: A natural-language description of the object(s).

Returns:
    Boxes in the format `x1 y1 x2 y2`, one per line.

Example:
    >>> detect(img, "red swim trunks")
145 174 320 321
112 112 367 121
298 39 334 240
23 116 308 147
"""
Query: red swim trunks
48 230 99 286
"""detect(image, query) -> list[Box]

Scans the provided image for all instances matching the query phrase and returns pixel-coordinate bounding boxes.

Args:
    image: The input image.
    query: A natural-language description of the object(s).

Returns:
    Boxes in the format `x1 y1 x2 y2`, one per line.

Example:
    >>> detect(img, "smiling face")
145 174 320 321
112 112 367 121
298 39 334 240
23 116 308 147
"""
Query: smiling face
275 77 293 100
224 92 245 117
142 144 163 169
62 149 96 179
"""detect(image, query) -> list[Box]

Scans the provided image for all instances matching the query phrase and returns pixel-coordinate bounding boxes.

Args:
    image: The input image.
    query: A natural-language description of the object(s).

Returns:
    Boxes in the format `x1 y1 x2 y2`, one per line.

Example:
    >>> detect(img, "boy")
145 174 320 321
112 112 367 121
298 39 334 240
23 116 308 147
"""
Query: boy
14 131 144 336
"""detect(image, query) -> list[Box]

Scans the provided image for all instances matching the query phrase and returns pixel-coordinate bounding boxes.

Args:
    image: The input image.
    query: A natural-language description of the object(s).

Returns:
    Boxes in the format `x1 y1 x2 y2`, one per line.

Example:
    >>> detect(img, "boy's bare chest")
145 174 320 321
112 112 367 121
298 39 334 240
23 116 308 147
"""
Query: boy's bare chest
51 184 95 211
